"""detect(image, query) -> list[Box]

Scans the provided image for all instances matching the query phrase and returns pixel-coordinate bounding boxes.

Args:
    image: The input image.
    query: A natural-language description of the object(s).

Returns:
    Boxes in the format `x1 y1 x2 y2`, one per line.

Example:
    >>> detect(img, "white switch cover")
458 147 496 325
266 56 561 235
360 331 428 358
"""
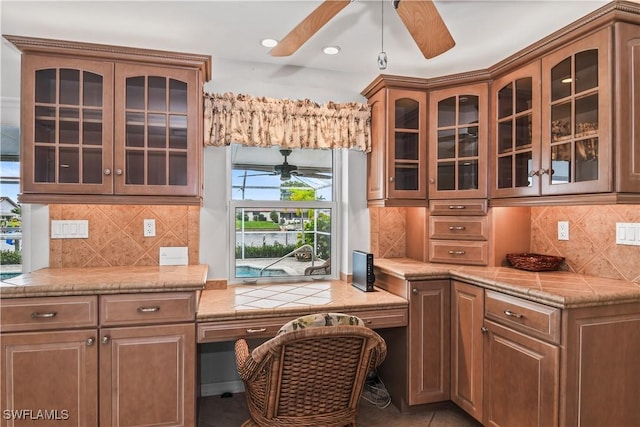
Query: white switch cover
616 223 640 246
51 220 89 239
159 247 188 266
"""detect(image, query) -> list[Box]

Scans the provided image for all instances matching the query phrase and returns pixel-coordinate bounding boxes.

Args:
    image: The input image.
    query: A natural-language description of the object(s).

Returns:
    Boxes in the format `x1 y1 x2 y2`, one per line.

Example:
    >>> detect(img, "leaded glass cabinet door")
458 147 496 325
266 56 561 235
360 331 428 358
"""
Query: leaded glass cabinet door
541 29 611 195
428 83 488 199
21 55 113 194
114 63 199 196
386 89 427 200
491 63 541 198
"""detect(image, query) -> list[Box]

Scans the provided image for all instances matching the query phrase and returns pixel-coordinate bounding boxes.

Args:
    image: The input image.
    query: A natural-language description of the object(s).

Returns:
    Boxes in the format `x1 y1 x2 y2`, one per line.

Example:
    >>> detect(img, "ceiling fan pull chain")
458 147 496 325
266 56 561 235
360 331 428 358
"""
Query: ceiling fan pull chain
378 0 387 70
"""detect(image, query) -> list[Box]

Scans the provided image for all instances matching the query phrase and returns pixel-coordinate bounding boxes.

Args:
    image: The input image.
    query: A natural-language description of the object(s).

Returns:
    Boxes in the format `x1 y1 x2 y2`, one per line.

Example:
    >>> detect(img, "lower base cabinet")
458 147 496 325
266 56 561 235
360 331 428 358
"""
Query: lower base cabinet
483 320 559 427
0 293 196 427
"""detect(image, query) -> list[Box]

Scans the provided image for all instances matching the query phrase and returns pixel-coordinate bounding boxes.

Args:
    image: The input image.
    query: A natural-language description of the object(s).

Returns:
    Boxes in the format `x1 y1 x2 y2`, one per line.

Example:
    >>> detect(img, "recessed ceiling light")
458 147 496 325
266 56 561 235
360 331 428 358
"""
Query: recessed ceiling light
261 38 278 48
323 46 341 55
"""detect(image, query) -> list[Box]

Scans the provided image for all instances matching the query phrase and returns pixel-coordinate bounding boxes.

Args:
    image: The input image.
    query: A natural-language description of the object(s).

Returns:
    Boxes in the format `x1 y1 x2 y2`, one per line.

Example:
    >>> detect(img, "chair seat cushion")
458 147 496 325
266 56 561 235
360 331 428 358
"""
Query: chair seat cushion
277 312 364 335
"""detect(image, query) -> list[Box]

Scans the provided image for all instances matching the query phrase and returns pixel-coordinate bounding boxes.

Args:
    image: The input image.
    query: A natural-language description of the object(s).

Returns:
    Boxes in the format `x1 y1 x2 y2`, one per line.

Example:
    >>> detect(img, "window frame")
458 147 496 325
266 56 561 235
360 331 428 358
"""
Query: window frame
228 148 340 284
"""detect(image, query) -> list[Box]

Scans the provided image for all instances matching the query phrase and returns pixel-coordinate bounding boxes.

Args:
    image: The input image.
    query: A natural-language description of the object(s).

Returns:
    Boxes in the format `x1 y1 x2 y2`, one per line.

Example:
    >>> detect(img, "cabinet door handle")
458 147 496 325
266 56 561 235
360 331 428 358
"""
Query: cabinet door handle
137 306 161 313
504 309 523 319
104 168 111 176
31 311 57 319
86 337 96 346
448 226 466 231
116 169 123 176
101 335 111 344
448 205 466 210
246 328 267 334
481 326 488 333
448 250 466 255
412 288 418 294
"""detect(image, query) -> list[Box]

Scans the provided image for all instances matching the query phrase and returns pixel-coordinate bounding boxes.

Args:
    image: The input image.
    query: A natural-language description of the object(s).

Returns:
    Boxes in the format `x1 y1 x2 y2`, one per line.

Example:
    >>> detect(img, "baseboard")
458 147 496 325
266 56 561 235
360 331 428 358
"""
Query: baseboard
200 380 245 397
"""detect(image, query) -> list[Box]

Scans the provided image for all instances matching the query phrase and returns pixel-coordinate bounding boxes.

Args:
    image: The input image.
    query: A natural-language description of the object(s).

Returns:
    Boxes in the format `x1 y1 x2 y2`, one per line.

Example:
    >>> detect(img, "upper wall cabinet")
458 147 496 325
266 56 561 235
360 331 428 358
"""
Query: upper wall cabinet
428 83 488 200
6 35 211 205
363 76 428 206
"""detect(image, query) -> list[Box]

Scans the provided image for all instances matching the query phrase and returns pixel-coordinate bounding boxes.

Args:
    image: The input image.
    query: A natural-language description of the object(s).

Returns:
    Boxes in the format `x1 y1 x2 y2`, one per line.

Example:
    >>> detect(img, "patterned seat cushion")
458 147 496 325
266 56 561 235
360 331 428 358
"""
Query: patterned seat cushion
277 312 365 335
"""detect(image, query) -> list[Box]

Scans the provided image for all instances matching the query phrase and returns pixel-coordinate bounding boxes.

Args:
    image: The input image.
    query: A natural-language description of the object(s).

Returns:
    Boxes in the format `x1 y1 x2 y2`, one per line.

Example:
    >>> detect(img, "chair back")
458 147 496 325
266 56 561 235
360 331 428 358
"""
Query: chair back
235 315 386 427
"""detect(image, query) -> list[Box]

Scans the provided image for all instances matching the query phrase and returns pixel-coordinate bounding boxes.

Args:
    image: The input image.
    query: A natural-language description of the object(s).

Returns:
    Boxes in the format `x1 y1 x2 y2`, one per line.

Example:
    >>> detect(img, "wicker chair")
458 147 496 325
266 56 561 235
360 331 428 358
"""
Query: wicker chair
234 313 387 427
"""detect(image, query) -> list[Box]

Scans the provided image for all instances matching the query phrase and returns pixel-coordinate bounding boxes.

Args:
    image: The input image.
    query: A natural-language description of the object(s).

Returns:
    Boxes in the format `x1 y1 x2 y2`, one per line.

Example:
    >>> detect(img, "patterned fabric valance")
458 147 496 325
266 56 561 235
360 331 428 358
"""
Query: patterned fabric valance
203 92 371 152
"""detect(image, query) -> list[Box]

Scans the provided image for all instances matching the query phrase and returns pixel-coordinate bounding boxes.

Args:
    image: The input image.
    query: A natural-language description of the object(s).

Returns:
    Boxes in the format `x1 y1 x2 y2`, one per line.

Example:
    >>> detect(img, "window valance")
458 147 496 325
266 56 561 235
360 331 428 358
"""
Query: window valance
203 92 371 152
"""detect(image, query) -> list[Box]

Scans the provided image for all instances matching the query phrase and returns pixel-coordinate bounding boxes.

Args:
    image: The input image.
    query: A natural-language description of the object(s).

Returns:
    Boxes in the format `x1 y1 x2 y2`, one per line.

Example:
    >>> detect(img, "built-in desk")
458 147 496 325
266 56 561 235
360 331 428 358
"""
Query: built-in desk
196 280 409 343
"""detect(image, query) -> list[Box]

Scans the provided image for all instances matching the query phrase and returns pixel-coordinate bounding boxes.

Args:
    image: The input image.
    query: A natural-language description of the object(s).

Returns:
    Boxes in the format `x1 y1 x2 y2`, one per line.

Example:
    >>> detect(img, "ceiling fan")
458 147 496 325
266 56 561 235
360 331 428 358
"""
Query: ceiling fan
269 0 455 59
239 149 331 181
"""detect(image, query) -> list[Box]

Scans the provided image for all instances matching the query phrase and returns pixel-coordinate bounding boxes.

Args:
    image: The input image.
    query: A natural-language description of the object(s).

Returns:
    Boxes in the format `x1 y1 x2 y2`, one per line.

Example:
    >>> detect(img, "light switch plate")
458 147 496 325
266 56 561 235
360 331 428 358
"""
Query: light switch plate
51 220 89 239
159 246 188 266
616 223 640 246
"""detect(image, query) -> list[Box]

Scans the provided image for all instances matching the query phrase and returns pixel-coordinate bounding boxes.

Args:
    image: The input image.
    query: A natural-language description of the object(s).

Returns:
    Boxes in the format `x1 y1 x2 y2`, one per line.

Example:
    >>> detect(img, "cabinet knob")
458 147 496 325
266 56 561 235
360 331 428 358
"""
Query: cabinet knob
116 169 123 176
412 288 418 294
528 169 539 177
429 178 436 184
481 326 488 333
101 335 111 344
539 168 550 176
389 176 394 182
86 337 96 346
104 168 111 176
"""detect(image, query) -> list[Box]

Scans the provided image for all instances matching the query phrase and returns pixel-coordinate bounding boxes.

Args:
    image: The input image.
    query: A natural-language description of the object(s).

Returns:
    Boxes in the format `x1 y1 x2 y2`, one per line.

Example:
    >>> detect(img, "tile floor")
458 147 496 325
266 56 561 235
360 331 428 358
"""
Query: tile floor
198 393 481 427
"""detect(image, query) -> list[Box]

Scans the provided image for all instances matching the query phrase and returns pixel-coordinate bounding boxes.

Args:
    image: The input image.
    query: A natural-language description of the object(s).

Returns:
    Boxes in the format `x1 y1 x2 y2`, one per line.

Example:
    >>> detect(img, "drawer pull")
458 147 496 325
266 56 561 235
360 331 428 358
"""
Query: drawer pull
31 311 57 319
246 328 267 334
448 226 466 231
504 309 523 319
137 306 161 313
448 205 466 210
365 320 373 324
448 250 466 255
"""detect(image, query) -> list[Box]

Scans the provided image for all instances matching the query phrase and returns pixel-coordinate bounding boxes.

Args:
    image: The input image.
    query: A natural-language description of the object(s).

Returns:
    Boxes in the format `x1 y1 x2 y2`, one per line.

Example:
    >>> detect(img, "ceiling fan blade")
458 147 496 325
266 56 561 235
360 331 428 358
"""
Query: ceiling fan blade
269 0 351 57
394 0 455 59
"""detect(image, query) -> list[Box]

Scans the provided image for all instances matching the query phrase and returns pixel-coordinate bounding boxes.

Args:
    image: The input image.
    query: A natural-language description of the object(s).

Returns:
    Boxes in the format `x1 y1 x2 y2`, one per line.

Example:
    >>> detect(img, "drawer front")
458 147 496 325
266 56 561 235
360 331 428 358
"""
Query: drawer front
485 290 560 344
430 200 488 216
429 241 489 265
100 292 196 326
429 216 489 240
198 317 293 343
1 296 98 332
197 308 408 343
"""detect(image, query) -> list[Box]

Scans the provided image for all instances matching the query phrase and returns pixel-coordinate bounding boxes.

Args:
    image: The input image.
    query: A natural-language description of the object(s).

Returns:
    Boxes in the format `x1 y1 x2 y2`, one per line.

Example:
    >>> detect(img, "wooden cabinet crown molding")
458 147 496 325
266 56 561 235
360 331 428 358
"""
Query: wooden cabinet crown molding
3 34 212 81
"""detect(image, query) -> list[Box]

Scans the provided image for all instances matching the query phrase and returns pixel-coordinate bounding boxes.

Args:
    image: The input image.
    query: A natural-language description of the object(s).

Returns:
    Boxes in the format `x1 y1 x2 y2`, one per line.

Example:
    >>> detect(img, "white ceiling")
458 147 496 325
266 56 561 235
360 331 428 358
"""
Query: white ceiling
1 0 612 107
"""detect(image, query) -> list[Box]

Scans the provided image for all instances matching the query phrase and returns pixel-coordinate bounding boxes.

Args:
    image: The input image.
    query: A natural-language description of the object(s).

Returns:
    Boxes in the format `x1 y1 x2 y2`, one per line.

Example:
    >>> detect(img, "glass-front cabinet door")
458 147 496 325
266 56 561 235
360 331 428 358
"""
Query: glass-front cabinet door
541 29 611 195
428 83 487 199
21 55 114 194
491 63 540 198
114 64 199 196
386 89 427 200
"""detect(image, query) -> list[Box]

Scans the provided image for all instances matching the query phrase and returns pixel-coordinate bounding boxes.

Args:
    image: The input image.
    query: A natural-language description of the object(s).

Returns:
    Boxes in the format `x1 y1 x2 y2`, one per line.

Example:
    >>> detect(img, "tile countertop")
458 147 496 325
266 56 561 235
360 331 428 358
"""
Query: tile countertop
197 280 408 322
374 257 640 309
0 265 208 298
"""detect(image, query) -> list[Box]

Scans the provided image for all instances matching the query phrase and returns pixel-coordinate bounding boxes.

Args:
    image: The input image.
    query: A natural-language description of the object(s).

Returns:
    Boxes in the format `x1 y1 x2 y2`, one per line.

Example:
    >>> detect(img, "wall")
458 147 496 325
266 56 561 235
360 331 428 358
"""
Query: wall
370 204 640 284
48 204 199 267
530 205 640 283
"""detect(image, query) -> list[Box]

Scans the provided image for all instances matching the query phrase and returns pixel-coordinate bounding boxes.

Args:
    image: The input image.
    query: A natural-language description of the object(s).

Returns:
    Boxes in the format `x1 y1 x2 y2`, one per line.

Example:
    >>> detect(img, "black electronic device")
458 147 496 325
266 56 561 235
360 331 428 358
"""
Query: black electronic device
352 250 375 292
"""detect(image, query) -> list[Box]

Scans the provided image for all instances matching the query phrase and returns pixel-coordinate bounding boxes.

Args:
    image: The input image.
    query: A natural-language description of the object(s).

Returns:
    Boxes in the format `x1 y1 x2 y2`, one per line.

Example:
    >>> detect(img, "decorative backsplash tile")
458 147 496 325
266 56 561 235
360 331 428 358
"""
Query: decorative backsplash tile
49 205 199 268
370 204 639 284
369 207 406 259
531 205 640 283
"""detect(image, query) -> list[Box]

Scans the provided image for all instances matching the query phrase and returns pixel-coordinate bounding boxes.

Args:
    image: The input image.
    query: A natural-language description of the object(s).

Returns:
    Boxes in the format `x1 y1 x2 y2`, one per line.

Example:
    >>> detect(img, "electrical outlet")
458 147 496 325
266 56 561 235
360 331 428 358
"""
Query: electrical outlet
143 219 156 237
558 221 569 241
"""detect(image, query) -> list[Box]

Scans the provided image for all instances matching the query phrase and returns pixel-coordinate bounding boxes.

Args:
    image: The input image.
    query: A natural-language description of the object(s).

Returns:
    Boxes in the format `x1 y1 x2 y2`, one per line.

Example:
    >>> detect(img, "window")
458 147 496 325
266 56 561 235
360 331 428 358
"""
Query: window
0 126 22 275
230 145 336 282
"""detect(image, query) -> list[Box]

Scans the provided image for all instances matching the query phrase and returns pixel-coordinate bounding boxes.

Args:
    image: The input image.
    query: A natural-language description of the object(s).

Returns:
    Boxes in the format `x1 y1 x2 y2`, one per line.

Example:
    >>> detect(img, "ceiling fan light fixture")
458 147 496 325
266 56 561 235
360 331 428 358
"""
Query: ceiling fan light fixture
261 38 278 48
322 45 341 55
378 52 388 70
